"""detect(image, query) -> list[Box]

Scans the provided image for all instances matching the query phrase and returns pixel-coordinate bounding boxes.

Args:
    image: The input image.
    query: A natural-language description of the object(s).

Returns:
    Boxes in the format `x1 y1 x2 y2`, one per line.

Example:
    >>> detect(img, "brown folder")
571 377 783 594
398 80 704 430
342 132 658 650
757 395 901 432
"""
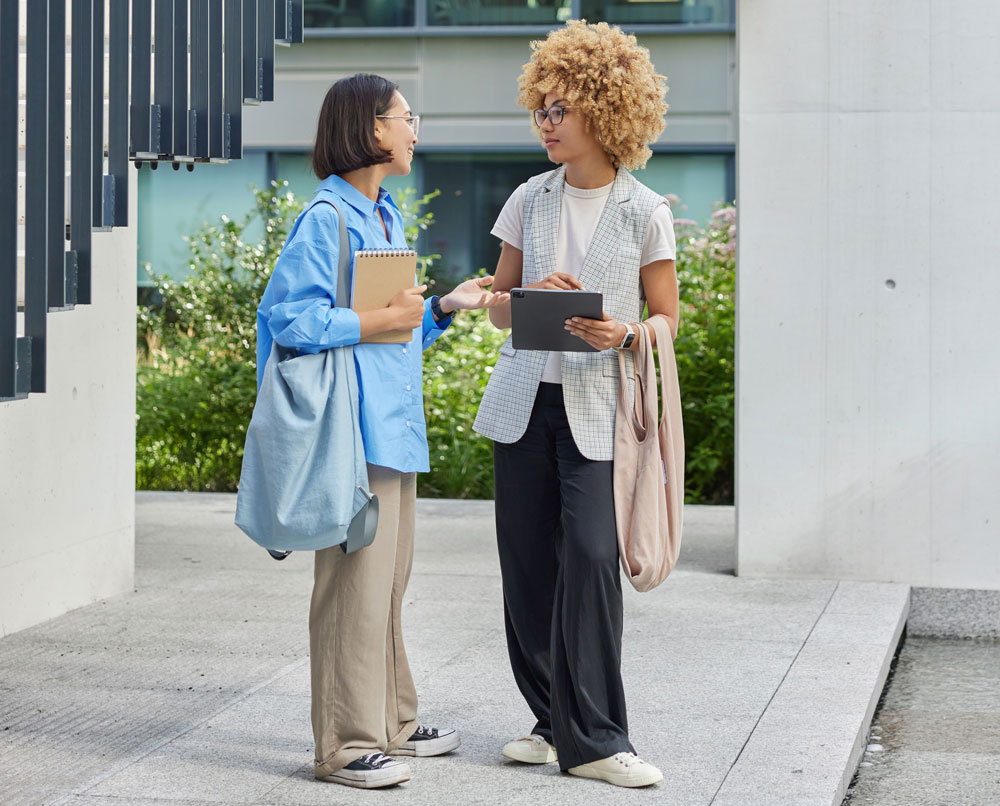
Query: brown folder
351 249 418 344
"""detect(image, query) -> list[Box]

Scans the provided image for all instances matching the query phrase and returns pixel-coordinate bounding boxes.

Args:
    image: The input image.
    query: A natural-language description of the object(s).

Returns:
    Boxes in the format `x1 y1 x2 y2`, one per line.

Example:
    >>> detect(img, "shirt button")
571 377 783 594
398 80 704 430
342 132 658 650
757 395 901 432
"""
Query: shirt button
402 347 408 354
405 421 411 428
406 384 411 391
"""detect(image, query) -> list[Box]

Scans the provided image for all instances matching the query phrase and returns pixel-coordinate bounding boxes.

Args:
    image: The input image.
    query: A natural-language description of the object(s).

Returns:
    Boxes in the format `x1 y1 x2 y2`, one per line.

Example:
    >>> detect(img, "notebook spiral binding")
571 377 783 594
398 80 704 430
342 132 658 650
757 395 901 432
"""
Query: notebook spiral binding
355 249 417 258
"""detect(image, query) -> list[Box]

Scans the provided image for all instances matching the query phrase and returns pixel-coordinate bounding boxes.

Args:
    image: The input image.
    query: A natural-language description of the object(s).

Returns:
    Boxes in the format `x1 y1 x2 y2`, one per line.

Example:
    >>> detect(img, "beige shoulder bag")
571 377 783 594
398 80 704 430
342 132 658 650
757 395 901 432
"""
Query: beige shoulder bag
612 316 685 592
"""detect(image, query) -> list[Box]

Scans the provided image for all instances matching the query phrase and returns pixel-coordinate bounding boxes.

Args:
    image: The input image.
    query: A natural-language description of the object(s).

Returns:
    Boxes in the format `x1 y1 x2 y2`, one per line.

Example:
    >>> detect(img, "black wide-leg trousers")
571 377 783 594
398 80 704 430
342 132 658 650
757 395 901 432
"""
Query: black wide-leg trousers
493 382 634 771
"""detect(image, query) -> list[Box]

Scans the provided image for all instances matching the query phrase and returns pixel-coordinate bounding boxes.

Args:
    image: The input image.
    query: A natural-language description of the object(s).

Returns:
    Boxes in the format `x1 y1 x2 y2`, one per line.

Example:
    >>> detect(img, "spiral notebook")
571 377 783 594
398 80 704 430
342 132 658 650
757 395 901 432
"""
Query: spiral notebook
352 249 418 344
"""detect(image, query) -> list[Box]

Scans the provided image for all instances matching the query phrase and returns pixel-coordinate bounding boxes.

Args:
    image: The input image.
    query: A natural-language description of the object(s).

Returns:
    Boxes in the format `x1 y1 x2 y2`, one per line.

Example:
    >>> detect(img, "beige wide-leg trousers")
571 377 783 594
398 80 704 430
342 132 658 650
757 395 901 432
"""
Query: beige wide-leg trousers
310 463 419 778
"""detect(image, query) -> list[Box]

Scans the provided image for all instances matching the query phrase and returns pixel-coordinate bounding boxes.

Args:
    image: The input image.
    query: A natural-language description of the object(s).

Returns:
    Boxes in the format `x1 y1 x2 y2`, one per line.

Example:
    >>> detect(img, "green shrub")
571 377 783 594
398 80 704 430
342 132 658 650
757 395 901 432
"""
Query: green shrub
421 306 505 498
136 182 451 492
136 183 735 504
136 183 303 490
671 203 736 503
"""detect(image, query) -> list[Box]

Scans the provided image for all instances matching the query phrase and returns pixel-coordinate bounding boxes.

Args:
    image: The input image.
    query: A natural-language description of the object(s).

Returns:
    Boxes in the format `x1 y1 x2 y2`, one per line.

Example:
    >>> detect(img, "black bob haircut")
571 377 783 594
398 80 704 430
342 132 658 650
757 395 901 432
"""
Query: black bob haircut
312 73 399 179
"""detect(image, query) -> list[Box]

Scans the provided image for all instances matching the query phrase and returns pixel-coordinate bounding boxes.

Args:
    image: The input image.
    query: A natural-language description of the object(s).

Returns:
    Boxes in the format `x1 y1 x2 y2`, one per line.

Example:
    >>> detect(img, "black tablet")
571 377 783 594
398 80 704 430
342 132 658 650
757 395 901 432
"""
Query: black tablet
510 288 604 352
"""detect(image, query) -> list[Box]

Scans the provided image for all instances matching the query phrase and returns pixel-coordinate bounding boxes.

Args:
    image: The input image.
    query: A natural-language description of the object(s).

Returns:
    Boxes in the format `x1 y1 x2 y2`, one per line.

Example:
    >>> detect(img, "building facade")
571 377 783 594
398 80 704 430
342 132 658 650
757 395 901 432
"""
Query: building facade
139 0 737 286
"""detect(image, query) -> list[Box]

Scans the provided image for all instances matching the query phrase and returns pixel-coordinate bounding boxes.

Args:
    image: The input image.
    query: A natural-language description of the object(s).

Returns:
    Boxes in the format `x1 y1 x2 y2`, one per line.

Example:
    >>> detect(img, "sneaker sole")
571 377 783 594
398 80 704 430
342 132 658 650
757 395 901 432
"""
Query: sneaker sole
501 744 558 764
395 732 462 757
566 764 662 788
320 765 412 789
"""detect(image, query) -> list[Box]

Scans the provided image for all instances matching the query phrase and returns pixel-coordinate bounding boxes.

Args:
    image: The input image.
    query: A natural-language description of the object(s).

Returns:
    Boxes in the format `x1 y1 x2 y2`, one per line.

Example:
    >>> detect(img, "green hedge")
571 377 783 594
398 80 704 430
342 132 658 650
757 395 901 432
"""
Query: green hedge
137 183 734 502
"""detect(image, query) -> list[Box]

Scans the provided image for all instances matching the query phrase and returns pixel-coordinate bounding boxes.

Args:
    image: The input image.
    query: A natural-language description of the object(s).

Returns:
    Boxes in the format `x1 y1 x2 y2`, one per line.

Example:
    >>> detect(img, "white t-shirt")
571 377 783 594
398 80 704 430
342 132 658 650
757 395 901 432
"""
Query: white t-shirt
491 179 677 384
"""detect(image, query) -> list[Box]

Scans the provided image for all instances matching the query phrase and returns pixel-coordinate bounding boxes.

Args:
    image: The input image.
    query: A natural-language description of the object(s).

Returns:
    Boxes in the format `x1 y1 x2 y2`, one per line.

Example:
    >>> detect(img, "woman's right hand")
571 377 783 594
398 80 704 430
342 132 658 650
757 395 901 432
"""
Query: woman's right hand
527 272 584 291
388 284 428 330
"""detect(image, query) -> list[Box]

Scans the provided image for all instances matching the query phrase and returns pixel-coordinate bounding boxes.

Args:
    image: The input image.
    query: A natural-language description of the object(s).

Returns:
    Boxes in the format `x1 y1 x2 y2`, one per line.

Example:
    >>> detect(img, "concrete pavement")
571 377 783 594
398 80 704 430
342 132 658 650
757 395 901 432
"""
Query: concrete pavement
0 494 907 805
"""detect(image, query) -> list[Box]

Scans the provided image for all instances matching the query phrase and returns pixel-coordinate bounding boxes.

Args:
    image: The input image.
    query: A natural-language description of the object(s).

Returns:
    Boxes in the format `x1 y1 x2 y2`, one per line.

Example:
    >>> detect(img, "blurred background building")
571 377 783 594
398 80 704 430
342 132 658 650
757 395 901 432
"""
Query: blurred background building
138 0 736 287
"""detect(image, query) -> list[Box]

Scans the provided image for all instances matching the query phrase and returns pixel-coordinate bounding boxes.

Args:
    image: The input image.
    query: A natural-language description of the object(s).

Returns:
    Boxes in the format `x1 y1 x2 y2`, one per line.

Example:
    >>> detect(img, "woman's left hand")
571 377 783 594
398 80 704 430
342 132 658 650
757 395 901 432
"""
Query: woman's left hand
565 311 627 351
440 275 511 313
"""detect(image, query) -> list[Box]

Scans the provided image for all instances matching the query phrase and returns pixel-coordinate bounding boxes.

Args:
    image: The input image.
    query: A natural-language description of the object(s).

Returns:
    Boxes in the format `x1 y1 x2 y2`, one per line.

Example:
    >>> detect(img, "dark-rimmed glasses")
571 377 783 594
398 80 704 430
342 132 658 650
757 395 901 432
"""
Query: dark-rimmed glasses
376 114 420 137
533 106 569 127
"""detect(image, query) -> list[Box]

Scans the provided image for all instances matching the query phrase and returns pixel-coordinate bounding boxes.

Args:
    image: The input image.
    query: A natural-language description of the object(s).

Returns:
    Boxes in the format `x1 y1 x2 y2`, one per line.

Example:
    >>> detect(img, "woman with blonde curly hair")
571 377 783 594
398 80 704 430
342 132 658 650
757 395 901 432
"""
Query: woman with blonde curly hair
473 20 678 788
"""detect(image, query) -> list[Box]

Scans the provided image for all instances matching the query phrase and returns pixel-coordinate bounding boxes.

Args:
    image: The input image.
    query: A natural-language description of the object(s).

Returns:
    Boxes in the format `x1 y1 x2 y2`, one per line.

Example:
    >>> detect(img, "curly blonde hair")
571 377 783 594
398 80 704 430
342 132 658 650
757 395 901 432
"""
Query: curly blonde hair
517 20 667 171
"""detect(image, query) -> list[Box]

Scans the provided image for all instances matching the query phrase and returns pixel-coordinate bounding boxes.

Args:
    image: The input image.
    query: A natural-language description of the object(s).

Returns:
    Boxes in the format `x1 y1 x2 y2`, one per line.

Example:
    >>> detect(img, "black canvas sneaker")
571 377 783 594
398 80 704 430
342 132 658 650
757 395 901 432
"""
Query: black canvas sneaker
320 752 411 789
395 725 462 757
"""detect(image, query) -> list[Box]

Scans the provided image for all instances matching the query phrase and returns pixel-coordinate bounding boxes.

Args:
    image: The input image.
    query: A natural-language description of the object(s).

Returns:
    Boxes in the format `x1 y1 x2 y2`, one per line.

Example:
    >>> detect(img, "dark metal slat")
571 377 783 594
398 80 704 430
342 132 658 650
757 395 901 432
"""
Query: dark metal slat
259 0 274 102
70 0 94 304
172 0 188 157
91 0 105 228
274 0 287 44
130 0 155 156
46 0 67 308
25 0 50 392
0 0 18 398
208 0 224 160
190 0 209 160
242 0 259 103
154 0 174 156
224 0 243 158
289 0 302 44
107 0 128 226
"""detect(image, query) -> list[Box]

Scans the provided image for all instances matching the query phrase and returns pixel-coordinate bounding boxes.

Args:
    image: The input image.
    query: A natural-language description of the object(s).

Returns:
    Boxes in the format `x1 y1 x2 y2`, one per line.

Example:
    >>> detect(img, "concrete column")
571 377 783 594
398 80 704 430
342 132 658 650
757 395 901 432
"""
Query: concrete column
737 1 1000 589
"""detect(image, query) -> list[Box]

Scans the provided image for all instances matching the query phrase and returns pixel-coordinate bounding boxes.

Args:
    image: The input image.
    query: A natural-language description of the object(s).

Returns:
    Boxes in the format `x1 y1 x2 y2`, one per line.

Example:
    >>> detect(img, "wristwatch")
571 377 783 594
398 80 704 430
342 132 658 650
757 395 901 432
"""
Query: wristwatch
430 294 450 322
614 323 636 350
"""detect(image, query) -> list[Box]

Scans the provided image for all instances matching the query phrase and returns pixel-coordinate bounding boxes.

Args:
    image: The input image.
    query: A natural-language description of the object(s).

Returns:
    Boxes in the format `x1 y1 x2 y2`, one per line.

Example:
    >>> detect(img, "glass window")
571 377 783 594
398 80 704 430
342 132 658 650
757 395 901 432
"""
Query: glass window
275 152 417 206
633 153 731 223
419 154 550 283
579 0 732 26
137 154 269 285
304 0 414 28
429 1 572 27
419 152 730 285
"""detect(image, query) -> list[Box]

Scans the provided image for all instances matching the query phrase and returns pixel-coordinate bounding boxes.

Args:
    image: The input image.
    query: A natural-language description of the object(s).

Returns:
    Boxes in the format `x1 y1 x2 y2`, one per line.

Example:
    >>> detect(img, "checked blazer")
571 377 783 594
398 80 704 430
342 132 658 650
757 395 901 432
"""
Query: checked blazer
474 164 667 461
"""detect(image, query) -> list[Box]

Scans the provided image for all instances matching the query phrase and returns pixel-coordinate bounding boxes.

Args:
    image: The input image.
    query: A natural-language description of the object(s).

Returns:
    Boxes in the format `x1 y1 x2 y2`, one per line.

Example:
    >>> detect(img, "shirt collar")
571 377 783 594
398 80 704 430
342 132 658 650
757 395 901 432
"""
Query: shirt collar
316 174 392 217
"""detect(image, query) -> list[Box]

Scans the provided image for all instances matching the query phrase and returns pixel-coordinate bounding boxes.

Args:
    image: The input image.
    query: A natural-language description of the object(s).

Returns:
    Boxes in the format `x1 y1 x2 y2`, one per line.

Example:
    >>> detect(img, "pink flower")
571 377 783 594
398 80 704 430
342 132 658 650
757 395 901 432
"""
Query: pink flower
712 207 736 225
673 218 698 229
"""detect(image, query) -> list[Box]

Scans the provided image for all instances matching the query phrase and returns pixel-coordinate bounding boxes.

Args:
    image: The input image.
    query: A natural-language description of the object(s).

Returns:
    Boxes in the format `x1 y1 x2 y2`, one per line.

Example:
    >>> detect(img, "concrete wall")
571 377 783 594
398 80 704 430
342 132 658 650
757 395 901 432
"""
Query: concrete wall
243 33 736 149
0 1 137 636
737 1 1000 589
0 177 138 636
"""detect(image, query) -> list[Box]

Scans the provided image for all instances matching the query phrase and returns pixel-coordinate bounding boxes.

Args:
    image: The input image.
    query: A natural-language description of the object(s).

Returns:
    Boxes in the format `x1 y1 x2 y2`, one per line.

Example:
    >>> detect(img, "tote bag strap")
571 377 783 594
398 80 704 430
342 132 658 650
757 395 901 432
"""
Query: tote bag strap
309 199 352 309
275 200 351 362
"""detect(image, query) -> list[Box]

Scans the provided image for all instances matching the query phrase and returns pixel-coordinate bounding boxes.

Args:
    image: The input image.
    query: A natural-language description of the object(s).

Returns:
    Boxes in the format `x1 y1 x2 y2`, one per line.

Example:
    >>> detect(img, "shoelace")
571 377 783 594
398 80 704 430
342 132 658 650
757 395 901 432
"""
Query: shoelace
357 752 393 769
614 752 644 768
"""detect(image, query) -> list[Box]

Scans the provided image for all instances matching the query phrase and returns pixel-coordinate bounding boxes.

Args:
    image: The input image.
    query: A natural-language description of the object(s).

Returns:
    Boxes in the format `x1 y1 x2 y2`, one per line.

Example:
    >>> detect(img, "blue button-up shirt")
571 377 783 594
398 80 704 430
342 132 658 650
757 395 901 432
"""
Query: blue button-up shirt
256 174 452 473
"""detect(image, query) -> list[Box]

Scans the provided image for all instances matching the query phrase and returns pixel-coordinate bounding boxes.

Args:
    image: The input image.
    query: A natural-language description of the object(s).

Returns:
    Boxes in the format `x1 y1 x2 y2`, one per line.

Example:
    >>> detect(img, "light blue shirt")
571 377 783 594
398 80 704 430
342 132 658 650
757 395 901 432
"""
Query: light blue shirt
256 174 452 473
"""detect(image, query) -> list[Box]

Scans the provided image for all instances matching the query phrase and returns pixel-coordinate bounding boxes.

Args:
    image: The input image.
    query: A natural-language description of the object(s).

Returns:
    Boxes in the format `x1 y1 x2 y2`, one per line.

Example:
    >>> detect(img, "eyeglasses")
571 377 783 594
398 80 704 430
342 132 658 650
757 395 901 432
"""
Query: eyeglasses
533 106 569 127
376 114 420 137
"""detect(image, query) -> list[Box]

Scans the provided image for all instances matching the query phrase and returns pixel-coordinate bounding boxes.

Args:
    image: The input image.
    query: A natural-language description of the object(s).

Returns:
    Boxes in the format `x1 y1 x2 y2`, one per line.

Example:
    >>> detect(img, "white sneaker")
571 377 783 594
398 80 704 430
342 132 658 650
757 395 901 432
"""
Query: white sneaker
319 752 411 789
501 734 558 764
395 725 461 757
567 752 663 788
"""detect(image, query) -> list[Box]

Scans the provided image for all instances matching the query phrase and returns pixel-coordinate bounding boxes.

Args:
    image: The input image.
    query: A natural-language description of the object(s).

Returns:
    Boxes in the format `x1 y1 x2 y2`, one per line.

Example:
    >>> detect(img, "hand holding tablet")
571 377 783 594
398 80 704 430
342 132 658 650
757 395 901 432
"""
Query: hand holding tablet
510 288 604 352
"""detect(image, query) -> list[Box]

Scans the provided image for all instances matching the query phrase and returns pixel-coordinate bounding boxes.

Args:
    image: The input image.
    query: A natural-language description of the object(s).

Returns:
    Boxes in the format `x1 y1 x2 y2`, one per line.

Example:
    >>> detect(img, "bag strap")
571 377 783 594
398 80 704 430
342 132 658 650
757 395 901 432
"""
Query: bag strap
276 199 352 363
308 199 352 309
644 317 675 421
617 323 658 440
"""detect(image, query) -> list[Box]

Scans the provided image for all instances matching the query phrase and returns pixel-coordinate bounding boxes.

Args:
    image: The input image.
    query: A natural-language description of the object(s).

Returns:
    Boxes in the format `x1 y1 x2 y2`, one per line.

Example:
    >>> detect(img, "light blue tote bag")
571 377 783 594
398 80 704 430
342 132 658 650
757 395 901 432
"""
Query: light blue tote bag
235 201 378 554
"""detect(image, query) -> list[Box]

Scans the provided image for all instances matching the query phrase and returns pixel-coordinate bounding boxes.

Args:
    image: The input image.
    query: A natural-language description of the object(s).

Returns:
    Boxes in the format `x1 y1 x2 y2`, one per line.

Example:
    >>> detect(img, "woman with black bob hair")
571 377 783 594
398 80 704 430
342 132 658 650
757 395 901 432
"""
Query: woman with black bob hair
256 73 507 790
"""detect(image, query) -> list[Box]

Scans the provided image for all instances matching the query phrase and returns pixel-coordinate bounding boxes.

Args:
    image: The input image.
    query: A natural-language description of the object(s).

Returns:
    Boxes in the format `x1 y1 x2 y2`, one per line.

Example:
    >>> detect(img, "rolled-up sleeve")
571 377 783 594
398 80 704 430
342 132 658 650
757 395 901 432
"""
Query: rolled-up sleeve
263 240 362 353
